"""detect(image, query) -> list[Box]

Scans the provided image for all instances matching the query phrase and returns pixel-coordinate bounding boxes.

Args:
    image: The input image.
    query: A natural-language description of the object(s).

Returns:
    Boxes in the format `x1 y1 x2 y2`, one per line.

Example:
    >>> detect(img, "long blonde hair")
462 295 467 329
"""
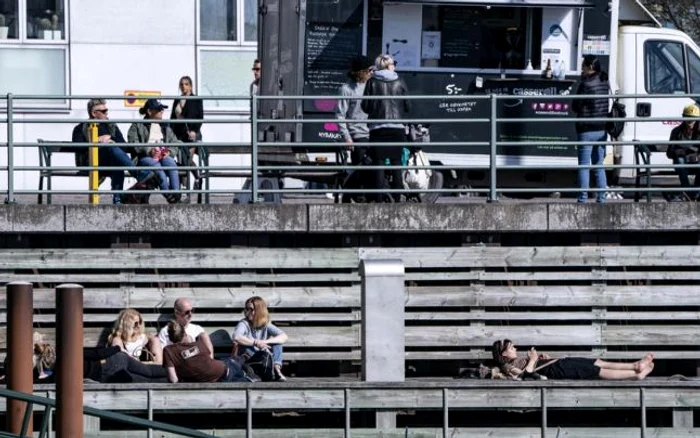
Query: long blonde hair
108 308 145 344
244 296 270 329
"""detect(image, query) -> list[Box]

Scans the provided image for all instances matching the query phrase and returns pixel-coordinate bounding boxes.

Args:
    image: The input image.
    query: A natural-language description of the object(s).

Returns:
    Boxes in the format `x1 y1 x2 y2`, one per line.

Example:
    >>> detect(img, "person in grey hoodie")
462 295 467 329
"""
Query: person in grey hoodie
361 54 411 202
336 55 374 201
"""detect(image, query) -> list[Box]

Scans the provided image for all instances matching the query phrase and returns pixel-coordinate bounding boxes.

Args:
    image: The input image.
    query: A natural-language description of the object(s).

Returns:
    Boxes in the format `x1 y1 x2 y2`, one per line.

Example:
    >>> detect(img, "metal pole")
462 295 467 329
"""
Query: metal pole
251 95 259 203
147 389 153 438
88 123 99 205
344 388 351 438
7 281 34 437
489 94 498 202
640 387 646 438
541 388 547 438
56 284 84 438
6 93 15 204
442 388 449 438
246 388 252 438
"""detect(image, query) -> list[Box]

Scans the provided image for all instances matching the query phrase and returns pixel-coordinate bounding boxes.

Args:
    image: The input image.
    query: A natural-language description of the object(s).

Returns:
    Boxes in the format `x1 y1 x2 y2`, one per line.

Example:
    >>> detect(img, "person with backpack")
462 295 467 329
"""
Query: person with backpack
232 296 288 381
572 55 609 203
666 104 700 201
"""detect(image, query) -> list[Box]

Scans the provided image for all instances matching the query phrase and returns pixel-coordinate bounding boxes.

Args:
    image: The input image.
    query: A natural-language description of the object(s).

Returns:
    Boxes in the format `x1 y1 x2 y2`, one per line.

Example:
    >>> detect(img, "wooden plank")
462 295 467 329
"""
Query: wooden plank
603 326 700 345
0 286 361 309
545 388 641 408
2 311 360 324
407 271 700 282
404 325 601 347
149 390 246 410
0 248 360 270
405 285 700 307
0 325 360 349
362 246 700 268
77 428 700 438
250 390 345 410
406 311 700 321
1 272 360 284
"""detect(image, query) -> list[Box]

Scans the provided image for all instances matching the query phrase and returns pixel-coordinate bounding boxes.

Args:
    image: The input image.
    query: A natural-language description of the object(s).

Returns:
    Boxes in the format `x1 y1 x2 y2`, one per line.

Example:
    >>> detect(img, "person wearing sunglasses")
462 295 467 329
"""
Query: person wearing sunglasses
158 297 214 359
127 98 184 204
232 296 288 381
108 308 163 364
71 98 138 204
250 59 261 96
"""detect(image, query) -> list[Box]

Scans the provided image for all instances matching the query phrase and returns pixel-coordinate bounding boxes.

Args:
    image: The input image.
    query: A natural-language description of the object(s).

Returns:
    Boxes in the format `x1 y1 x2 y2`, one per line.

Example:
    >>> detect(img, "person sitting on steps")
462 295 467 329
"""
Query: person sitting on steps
666 104 700 202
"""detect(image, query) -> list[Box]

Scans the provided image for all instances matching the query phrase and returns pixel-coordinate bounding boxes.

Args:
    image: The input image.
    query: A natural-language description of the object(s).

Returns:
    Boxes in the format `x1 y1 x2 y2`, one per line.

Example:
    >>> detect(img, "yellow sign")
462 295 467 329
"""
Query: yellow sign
124 90 162 108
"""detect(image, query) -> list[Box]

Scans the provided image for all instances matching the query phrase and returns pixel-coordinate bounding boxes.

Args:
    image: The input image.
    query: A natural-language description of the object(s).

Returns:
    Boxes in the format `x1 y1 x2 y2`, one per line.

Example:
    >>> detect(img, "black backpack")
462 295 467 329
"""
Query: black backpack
245 349 275 381
606 98 626 139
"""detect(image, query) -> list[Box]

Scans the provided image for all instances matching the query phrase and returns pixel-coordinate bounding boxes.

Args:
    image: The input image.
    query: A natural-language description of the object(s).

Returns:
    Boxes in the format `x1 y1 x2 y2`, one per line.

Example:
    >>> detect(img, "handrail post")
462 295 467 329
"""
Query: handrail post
88 123 99 205
56 284 84 438
6 93 15 204
7 281 34 437
488 93 498 203
251 94 259 203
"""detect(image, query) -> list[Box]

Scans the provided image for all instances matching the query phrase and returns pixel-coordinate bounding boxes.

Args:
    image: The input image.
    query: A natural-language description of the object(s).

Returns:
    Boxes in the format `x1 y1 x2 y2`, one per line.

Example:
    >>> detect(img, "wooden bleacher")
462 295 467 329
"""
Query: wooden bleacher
2 245 700 435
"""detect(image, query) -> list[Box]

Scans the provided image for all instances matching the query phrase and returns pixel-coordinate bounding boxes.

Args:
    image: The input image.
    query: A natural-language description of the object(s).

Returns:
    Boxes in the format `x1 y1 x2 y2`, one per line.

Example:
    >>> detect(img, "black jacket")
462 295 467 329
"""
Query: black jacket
667 123 700 159
170 96 204 142
572 73 609 134
361 71 411 128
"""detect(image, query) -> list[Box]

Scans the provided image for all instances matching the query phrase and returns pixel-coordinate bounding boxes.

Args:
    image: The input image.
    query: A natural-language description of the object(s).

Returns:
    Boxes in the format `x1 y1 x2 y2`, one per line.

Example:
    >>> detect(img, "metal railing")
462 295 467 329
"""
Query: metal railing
2 92 700 204
0 386 214 438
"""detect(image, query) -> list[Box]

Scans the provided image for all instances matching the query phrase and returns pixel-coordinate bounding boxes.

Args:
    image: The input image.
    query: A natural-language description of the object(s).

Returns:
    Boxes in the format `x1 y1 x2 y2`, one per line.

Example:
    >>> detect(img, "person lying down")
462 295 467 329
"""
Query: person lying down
492 339 654 380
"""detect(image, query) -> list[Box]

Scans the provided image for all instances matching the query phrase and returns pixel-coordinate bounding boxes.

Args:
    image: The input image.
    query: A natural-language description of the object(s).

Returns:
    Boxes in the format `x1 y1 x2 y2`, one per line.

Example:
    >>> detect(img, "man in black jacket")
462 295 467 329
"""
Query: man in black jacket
71 98 137 204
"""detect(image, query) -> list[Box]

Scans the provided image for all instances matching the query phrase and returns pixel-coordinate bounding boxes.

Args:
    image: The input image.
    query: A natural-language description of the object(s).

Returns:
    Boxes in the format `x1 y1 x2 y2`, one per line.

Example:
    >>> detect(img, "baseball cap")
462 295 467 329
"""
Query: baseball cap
140 98 168 114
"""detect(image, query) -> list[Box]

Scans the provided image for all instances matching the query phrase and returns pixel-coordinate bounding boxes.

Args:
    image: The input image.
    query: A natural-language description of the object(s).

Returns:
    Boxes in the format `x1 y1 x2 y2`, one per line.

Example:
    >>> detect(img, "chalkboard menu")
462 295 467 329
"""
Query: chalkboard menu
306 0 363 24
304 22 363 111
440 7 481 68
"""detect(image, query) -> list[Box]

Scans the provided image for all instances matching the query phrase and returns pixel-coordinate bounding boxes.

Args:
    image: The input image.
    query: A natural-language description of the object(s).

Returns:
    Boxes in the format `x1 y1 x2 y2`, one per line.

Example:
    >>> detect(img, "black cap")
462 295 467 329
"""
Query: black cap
350 55 373 73
139 98 168 114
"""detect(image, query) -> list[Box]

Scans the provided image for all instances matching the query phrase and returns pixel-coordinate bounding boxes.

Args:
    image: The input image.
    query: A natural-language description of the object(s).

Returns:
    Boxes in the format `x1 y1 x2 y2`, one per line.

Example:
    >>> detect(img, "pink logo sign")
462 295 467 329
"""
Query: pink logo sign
324 123 339 132
314 99 337 112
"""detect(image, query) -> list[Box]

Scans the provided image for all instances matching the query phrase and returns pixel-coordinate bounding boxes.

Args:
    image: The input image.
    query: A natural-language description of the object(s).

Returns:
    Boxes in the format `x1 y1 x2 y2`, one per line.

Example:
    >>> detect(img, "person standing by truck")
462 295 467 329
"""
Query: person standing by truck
337 55 373 202
572 55 609 203
361 54 411 202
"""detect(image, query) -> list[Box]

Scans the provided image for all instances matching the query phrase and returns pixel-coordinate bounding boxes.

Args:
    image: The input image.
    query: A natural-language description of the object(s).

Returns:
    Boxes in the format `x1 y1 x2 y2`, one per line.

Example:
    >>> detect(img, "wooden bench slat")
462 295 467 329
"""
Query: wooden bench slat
405 326 601 347
2 272 360 284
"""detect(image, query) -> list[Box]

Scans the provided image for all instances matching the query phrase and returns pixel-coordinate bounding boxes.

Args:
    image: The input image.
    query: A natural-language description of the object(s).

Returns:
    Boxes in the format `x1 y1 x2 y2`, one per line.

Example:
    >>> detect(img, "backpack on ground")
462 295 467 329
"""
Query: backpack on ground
245 349 275 381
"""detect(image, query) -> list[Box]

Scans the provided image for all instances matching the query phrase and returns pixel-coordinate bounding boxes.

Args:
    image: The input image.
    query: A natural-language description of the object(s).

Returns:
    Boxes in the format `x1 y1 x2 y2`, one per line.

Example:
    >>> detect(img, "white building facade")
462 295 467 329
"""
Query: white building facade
0 0 258 193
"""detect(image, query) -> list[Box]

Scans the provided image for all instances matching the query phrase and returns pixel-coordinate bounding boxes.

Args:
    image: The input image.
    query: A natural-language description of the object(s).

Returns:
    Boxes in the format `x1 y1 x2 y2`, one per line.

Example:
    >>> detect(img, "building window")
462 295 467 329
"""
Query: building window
0 0 68 107
198 0 257 112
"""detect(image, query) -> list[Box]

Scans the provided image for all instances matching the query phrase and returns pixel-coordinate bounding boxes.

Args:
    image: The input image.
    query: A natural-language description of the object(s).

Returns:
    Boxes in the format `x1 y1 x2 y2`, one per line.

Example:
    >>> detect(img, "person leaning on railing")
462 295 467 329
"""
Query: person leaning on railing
71 98 139 205
361 54 411 203
127 99 184 204
170 75 204 191
666 104 700 202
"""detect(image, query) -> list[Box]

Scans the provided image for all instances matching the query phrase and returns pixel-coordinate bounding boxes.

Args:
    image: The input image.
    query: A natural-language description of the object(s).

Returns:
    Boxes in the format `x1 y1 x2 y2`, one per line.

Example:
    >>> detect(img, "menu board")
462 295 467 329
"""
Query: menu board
440 7 481 68
304 22 363 110
306 0 363 24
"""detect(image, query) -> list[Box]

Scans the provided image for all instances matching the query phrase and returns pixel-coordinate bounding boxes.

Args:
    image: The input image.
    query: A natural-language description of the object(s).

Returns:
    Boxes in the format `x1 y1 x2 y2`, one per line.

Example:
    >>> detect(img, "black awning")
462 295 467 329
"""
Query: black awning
396 0 594 7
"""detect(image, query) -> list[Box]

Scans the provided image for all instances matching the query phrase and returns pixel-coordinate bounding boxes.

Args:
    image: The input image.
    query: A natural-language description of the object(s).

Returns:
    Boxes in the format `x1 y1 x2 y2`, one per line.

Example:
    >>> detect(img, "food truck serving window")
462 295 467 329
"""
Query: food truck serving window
374 2 581 72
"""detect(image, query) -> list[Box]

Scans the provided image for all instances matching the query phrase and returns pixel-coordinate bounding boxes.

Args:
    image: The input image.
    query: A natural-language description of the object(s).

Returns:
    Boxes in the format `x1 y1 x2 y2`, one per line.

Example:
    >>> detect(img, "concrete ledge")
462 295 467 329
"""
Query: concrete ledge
548 203 700 231
1 203 699 233
308 204 549 232
0 205 64 232
63 205 307 233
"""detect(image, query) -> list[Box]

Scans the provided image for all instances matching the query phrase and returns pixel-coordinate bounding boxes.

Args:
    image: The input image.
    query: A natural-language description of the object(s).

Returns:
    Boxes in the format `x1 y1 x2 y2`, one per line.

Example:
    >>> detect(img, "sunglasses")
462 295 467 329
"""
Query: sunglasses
178 309 194 316
245 306 255 312
94 109 108 114
133 320 142 328
252 67 261 71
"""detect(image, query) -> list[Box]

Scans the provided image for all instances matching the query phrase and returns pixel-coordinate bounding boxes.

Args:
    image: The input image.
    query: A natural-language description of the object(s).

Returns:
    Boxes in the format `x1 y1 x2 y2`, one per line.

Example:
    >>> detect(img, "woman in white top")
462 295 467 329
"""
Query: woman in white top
108 308 163 364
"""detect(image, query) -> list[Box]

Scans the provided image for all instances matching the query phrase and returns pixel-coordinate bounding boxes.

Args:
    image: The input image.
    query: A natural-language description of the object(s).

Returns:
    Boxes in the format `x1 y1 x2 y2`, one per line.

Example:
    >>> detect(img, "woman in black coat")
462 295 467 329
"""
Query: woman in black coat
171 75 204 185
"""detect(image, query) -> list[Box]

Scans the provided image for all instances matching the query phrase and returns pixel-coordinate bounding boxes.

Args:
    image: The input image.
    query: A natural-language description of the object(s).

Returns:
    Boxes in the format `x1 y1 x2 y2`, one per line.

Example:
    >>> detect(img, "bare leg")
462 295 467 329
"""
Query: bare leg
594 353 654 372
599 362 654 380
148 336 163 365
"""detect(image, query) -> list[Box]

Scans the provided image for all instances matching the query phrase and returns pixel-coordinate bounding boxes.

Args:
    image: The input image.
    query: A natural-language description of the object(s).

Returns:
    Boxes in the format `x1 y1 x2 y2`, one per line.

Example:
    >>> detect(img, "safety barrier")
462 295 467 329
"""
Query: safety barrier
2 92 700 204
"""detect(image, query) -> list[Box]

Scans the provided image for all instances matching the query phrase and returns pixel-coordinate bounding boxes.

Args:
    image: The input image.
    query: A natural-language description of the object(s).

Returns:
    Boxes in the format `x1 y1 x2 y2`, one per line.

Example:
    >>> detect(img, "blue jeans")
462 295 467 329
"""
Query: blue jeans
138 156 179 192
239 345 283 366
577 131 607 203
673 156 700 199
103 147 137 204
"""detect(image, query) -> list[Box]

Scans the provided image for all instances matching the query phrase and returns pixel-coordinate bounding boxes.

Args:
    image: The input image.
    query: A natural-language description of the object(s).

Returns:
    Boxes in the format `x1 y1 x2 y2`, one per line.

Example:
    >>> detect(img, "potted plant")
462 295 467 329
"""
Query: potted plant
0 14 8 39
39 17 52 39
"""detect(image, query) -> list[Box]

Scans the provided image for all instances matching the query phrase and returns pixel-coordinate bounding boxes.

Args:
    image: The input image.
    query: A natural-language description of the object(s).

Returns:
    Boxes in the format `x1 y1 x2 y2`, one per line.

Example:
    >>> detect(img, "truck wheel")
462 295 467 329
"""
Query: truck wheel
420 171 444 204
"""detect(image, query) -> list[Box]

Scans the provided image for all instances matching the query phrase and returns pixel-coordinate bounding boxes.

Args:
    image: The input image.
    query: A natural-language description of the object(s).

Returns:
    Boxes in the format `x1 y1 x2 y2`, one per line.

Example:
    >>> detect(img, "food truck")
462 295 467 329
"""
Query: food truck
257 0 700 190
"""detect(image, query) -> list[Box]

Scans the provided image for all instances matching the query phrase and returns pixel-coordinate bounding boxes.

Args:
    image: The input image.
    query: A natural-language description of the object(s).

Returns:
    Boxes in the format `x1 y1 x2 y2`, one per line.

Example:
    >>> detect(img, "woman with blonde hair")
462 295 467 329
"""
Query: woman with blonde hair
108 308 163 364
232 296 288 381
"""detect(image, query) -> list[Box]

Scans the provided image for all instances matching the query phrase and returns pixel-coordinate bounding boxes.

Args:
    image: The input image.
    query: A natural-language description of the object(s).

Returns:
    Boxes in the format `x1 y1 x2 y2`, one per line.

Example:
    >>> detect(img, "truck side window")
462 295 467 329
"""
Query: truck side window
687 47 700 95
645 41 687 94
